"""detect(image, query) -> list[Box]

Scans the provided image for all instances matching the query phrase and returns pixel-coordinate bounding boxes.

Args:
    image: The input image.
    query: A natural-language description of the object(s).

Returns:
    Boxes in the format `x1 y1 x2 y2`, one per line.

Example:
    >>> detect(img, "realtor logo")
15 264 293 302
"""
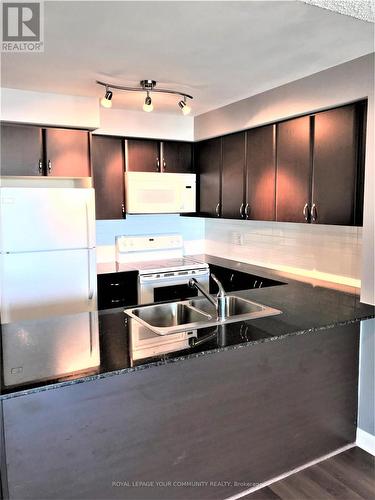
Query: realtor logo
2 1 44 52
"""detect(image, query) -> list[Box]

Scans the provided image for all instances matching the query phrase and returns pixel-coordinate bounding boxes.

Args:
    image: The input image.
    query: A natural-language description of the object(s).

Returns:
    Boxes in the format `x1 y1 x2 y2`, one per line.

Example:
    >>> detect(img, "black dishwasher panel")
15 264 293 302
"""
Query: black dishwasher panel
97 271 138 310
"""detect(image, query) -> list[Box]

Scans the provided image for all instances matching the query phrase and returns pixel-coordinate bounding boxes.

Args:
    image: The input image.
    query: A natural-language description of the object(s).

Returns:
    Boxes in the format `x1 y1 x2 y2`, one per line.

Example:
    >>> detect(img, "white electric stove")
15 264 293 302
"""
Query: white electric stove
115 234 210 304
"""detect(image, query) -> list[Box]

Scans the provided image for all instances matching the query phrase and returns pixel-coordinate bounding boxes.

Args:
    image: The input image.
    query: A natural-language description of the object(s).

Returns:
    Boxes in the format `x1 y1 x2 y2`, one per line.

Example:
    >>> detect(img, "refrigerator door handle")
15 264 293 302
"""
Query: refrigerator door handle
85 191 96 249
86 202 91 249
88 250 94 300
89 312 99 357
89 312 93 354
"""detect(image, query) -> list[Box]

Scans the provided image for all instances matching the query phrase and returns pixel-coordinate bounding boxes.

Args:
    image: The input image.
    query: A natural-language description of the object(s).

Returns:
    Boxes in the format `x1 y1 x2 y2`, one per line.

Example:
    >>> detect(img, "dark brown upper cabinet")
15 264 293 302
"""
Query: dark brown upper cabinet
196 137 222 217
126 138 160 172
276 116 312 223
92 135 125 220
44 128 91 177
311 103 362 226
246 124 276 221
221 132 246 219
161 141 194 173
1 124 43 176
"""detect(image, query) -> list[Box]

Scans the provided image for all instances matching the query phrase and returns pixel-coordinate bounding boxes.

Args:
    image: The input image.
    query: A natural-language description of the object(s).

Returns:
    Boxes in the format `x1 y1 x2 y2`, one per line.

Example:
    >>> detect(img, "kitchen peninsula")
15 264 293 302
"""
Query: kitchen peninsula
1 256 373 500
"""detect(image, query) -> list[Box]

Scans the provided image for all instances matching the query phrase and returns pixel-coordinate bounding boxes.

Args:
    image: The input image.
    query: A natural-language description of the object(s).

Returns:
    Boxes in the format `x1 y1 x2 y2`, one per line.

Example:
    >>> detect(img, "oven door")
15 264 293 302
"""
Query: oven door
138 269 209 304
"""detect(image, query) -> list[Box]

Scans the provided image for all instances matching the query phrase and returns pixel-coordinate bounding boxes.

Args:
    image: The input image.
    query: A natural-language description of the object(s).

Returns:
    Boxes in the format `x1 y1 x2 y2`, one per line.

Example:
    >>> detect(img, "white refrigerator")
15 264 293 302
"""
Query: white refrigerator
2 311 100 387
0 183 97 323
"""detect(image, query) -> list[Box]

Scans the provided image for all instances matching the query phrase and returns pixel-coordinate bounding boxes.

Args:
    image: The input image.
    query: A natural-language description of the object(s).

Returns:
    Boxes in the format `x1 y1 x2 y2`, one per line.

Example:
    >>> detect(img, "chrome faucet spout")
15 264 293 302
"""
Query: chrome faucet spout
211 274 227 320
211 274 225 298
188 278 217 309
189 274 228 321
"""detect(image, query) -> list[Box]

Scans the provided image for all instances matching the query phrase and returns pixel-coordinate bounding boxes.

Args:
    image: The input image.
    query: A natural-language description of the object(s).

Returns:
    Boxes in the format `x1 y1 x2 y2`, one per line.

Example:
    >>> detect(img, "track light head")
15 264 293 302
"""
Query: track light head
178 97 191 115
143 91 154 112
100 87 113 108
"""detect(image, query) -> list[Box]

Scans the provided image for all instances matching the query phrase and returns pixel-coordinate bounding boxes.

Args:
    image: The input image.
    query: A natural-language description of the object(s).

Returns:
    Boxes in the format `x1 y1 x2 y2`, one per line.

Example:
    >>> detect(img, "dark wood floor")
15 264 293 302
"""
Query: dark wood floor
244 447 374 500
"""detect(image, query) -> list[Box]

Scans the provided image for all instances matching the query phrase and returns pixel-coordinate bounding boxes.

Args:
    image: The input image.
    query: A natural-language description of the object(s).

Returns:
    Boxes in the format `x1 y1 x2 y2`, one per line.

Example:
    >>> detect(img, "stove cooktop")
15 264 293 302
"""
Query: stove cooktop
134 257 209 275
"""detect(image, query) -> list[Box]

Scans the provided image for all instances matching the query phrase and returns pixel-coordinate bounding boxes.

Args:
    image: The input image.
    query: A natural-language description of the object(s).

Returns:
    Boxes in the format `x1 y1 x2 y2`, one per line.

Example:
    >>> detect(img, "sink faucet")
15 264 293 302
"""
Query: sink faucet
189 273 228 321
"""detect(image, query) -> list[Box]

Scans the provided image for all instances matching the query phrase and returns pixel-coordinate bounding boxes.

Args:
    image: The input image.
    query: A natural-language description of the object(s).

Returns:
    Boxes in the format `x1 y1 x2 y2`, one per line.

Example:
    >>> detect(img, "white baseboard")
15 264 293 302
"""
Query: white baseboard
356 427 375 456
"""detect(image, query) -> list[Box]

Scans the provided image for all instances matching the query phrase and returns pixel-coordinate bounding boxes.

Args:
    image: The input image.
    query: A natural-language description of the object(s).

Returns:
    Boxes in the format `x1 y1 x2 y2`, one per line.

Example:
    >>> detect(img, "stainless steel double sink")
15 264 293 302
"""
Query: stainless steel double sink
125 295 282 336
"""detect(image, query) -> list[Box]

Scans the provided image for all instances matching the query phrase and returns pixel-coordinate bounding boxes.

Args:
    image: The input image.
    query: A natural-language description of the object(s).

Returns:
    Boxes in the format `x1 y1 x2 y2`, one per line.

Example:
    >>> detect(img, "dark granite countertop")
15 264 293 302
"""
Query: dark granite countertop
1 255 374 400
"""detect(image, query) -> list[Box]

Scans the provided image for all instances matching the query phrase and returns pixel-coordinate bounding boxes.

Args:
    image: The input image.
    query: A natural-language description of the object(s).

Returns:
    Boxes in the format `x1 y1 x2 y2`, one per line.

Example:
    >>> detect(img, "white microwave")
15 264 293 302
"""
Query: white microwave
125 172 196 214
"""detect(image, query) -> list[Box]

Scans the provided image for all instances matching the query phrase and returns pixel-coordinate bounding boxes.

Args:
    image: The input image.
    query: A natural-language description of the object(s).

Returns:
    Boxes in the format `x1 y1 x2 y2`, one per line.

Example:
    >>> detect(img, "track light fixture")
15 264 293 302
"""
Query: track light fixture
143 91 153 113
178 96 191 115
100 86 113 108
97 79 193 114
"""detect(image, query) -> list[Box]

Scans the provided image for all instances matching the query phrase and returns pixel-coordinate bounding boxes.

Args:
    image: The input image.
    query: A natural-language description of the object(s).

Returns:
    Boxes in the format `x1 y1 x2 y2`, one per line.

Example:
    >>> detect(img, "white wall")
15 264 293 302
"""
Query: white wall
358 319 375 439
205 220 362 287
0 88 100 129
196 53 375 305
95 108 194 141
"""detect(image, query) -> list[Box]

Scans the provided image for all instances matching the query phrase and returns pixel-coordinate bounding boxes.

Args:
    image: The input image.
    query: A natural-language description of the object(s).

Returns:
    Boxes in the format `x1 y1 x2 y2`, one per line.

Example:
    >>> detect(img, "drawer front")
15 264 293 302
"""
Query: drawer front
97 271 138 310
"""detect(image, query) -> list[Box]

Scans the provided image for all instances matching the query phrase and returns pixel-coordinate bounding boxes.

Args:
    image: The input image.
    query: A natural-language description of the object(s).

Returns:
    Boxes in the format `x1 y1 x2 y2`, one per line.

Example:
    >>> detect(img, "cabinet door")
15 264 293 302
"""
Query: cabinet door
312 104 358 225
97 271 138 310
221 132 246 219
126 139 160 172
162 141 193 173
92 135 125 220
276 116 311 223
1 124 43 176
45 128 91 177
246 125 276 221
196 138 222 216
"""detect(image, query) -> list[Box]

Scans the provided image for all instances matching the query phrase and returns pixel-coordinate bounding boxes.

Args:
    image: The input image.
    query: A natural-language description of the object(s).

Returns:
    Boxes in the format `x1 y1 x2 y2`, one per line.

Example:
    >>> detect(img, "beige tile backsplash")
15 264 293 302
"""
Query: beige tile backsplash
205 219 362 286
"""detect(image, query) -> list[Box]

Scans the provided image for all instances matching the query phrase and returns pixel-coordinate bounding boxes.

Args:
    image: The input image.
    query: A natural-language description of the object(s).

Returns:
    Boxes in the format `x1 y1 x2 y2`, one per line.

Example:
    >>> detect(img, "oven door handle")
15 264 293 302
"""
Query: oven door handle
139 272 209 284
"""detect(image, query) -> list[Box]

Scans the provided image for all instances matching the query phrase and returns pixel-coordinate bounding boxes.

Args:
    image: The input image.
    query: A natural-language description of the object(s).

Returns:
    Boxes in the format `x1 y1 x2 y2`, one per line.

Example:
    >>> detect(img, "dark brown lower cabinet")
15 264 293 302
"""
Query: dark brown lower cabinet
221 132 246 219
246 124 276 221
196 137 222 216
92 135 125 220
1 123 43 176
45 128 91 177
276 115 312 223
2 322 360 500
312 104 360 225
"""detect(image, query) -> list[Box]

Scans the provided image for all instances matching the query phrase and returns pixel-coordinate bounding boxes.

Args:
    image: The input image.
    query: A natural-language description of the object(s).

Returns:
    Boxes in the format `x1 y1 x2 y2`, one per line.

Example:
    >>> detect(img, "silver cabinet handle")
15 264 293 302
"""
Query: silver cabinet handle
245 203 250 219
215 203 220 217
303 203 310 221
239 203 244 218
38 159 43 174
311 203 317 222
156 157 160 172
163 159 167 171
121 202 125 218
47 160 52 174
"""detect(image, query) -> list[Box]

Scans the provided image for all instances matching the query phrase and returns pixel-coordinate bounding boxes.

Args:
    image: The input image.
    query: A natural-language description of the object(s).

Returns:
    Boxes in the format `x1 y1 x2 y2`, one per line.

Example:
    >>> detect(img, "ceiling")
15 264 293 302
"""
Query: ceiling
1 1 374 116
